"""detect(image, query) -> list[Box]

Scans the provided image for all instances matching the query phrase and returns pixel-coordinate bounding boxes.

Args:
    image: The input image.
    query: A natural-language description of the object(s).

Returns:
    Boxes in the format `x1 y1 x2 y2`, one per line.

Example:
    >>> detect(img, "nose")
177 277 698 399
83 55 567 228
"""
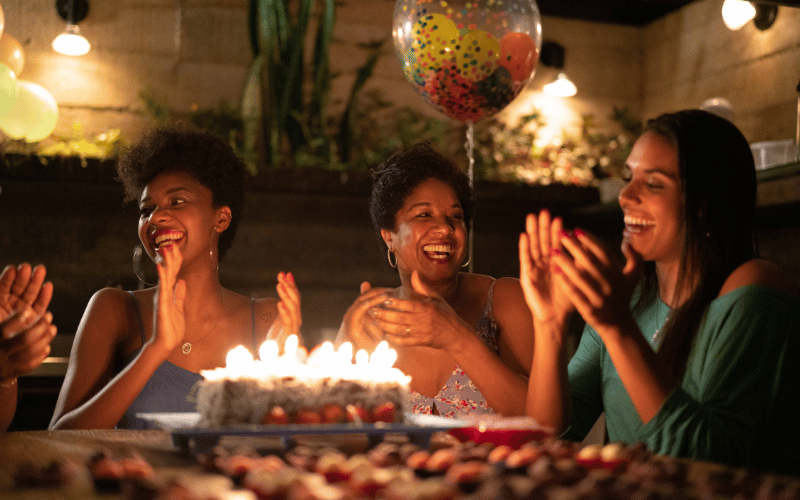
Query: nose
433 214 455 233
148 205 171 225
617 180 638 208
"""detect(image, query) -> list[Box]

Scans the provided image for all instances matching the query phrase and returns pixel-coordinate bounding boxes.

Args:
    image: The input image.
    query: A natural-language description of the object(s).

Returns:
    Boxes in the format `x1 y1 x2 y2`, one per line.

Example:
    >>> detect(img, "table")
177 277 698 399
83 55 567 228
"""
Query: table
2 429 799 500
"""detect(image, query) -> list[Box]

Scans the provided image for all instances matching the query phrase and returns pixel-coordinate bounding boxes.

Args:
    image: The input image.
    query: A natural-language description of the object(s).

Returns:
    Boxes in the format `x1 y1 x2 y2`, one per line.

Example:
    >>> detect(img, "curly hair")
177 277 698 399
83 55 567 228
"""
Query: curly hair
370 143 476 252
115 123 246 260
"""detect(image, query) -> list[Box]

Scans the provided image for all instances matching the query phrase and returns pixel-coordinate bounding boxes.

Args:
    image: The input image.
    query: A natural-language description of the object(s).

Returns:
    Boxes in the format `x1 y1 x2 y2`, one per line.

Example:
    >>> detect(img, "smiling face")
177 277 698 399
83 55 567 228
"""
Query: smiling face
618 131 684 265
138 170 230 265
381 178 467 283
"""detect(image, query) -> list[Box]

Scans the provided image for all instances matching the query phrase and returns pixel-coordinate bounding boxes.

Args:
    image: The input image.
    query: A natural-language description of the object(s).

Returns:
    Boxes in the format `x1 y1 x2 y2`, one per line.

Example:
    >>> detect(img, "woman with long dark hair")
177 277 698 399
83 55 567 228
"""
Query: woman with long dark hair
521 110 800 474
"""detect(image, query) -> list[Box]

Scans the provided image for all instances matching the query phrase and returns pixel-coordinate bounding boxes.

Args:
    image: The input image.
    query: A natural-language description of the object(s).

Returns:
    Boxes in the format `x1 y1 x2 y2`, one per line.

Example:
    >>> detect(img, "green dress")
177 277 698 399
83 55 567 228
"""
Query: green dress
564 284 800 476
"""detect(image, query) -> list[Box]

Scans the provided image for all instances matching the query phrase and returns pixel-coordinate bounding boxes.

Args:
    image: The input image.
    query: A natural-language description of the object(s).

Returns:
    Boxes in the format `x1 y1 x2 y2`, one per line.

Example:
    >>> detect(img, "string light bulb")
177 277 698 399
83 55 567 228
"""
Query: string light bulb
722 0 756 30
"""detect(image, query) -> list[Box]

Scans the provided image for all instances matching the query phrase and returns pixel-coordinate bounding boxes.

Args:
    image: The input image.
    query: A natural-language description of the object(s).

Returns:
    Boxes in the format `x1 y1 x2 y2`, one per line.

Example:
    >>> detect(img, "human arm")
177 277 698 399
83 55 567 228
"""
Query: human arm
335 281 393 352
0 264 57 431
50 245 186 429
519 211 576 432
553 229 671 423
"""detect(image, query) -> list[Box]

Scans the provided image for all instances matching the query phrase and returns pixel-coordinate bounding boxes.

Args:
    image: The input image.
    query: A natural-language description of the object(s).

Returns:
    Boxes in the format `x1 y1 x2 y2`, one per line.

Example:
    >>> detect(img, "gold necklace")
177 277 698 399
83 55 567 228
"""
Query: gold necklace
182 290 224 354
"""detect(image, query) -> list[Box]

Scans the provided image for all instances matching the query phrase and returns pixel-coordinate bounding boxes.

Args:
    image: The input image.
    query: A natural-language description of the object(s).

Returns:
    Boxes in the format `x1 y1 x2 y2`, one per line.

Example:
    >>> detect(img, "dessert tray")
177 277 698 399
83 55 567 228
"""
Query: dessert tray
137 412 466 454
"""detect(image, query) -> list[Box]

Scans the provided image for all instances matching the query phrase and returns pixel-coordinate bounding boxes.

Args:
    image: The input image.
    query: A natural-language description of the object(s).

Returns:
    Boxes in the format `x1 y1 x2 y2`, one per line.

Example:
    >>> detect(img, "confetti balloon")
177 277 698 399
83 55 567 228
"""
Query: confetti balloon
0 32 23 77
394 0 541 123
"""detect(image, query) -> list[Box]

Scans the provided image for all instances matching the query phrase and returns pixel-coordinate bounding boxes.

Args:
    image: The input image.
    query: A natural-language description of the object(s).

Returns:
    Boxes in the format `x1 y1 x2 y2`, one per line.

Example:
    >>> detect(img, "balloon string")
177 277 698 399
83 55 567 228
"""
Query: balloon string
465 121 475 274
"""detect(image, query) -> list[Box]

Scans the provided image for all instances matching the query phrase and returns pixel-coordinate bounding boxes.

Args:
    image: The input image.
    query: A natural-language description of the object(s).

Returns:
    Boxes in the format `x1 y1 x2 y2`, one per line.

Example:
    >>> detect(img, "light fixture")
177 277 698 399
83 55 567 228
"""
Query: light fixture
52 0 91 56
722 0 777 31
539 41 577 97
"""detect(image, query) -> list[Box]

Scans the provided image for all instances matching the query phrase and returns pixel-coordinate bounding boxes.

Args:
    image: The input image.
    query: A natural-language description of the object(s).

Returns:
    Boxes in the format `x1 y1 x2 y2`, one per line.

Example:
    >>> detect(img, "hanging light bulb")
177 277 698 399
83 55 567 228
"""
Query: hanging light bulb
52 24 90 56
544 73 577 97
539 41 577 98
52 0 91 56
722 0 756 30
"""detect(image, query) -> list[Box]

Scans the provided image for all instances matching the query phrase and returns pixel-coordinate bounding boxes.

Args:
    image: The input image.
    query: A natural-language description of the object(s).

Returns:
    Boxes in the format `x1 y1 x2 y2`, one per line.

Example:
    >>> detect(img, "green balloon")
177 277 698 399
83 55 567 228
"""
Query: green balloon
0 62 18 116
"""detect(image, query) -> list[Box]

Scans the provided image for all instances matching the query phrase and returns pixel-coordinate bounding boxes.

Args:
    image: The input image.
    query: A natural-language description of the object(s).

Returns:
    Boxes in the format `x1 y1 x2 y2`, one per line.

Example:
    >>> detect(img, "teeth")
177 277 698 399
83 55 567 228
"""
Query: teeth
154 232 183 248
624 216 655 227
423 244 452 254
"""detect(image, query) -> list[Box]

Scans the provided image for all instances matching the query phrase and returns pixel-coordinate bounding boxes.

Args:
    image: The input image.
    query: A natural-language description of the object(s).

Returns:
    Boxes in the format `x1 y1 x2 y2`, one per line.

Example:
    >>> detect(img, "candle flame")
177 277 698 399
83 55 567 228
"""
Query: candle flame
259 340 279 363
226 345 253 367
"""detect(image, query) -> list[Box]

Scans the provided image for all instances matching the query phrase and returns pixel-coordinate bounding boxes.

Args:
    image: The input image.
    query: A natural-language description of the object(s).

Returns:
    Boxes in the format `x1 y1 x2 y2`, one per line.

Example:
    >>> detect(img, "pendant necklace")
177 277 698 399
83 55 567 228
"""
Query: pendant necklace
650 300 671 350
182 290 224 354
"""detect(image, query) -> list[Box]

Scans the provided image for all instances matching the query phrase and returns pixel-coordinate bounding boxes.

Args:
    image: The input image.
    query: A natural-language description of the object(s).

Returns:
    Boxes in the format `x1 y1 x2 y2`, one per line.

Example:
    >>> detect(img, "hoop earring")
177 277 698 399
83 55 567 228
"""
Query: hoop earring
133 245 157 287
462 252 471 268
387 248 397 268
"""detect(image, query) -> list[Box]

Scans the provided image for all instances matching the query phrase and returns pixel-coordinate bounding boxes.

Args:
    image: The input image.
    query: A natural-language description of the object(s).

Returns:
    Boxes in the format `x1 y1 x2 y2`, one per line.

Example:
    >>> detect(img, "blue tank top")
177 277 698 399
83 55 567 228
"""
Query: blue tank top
116 292 257 429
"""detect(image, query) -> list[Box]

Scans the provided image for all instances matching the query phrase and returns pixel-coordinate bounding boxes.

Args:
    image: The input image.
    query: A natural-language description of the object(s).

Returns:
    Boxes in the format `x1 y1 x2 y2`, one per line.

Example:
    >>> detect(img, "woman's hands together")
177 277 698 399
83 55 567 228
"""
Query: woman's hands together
338 282 393 352
152 244 186 353
0 264 57 382
551 226 642 336
368 271 471 351
267 272 303 346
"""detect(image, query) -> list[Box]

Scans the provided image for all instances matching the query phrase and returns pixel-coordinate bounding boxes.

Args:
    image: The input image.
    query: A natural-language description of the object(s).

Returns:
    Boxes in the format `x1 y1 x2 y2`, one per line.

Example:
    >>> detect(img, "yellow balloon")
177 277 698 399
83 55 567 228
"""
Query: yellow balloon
0 32 24 77
453 29 500 81
412 13 459 69
0 62 18 116
0 3 5 40
0 81 58 143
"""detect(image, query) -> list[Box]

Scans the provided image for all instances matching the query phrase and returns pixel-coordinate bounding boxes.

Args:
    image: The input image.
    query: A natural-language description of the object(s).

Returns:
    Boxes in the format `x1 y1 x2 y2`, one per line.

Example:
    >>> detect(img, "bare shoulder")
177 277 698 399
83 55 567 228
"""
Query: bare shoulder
720 259 800 298
74 287 141 353
250 296 280 328
85 287 139 324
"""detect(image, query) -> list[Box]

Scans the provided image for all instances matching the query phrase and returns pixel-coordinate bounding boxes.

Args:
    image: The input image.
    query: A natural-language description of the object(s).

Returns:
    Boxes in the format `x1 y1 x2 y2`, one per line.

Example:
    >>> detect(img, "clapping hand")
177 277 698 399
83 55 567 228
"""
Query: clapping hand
152 244 186 353
369 270 469 350
267 272 303 346
552 230 642 334
338 282 393 352
0 264 57 383
518 211 575 326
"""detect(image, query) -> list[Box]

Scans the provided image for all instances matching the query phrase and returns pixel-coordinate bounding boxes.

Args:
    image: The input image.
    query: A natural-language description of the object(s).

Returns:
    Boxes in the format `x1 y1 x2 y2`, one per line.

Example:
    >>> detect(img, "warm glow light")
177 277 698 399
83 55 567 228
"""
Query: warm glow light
226 345 254 367
337 342 353 364
722 0 756 30
259 340 279 363
52 24 90 56
355 349 369 366
543 73 577 97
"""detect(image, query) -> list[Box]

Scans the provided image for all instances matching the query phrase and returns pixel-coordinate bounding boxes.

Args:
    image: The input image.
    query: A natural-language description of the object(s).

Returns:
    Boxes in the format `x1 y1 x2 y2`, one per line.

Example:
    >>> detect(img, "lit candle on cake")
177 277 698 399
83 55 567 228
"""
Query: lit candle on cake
196 336 411 427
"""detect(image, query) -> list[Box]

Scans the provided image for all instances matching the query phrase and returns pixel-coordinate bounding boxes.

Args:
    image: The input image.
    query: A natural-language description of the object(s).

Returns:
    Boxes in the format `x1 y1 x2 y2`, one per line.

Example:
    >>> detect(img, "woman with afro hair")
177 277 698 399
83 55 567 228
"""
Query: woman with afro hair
50 123 302 429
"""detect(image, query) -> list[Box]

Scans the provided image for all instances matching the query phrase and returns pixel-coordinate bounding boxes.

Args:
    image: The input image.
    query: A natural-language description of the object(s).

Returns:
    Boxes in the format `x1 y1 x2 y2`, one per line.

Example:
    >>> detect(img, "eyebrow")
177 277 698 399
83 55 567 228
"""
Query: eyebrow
405 201 462 213
140 186 191 204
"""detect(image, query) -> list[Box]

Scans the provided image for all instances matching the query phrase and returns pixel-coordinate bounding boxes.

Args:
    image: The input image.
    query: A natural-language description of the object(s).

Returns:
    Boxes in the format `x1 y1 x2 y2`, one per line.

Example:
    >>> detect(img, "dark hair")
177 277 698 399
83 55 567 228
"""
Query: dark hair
116 123 246 260
632 109 756 383
370 143 476 252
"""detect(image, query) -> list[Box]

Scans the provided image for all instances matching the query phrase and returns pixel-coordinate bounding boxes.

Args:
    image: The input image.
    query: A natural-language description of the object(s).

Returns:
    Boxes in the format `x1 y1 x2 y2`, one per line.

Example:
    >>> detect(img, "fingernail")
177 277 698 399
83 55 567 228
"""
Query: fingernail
44 312 53 323
288 272 294 283
559 229 572 238
552 264 562 274
550 248 561 256
574 228 585 237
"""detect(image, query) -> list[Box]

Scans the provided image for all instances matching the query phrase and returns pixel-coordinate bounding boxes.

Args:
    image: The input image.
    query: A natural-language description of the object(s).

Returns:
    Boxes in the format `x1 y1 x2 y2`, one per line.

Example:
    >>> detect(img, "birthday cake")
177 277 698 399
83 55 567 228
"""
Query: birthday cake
195 339 411 427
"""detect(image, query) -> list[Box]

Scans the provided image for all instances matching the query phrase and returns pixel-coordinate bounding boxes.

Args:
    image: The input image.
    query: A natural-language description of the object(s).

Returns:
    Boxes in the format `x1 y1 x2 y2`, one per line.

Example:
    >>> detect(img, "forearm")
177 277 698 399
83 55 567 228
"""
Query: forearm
0 380 18 432
597 318 673 424
50 344 169 430
526 317 571 434
447 326 528 416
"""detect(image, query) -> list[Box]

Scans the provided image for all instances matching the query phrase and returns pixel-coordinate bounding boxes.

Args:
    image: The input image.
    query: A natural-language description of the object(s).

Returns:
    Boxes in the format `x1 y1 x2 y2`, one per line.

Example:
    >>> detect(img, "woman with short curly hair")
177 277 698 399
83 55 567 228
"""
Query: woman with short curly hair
50 123 302 430
338 143 535 417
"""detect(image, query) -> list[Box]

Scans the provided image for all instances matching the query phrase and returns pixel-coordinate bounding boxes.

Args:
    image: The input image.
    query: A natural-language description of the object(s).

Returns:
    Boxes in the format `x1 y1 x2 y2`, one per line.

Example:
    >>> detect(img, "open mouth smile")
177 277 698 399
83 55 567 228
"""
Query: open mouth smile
624 215 656 234
152 230 184 250
422 244 454 263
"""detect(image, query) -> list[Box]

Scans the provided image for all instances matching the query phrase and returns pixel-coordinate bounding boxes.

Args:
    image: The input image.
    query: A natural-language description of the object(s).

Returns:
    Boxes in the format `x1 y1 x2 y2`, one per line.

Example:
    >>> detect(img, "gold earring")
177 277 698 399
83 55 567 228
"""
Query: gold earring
387 248 397 268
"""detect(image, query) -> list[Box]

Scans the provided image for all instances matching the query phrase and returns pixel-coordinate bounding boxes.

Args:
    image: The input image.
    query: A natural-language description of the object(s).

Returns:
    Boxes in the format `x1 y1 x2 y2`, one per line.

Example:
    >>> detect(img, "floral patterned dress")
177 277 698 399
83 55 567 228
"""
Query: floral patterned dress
407 280 499 418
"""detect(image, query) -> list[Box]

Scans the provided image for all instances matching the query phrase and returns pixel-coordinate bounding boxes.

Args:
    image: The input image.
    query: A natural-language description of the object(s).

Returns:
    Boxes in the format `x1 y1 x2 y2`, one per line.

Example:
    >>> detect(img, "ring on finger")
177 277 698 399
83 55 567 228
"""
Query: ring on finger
405 326 411 335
